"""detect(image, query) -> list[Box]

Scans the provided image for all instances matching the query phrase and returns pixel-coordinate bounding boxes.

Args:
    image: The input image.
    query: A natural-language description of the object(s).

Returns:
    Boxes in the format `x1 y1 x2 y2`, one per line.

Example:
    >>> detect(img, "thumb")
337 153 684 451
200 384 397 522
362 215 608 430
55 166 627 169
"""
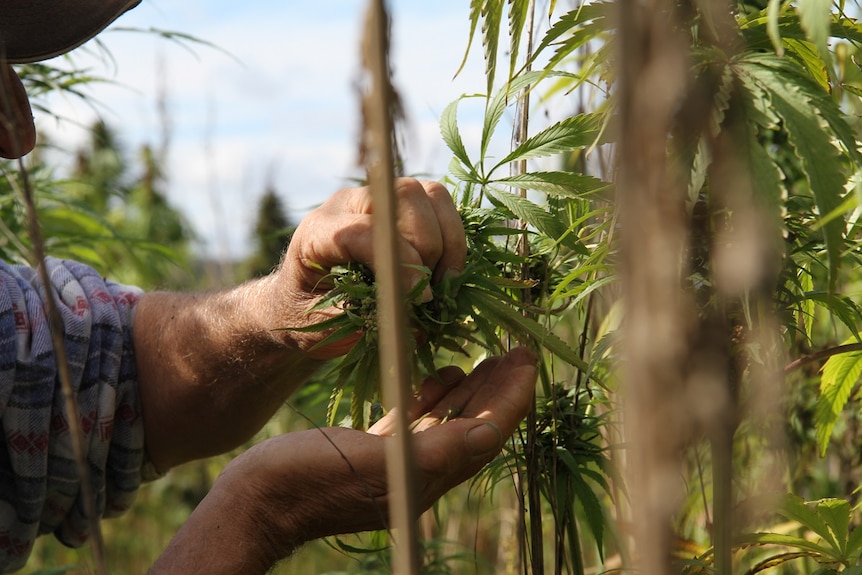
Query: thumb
463 421 503 459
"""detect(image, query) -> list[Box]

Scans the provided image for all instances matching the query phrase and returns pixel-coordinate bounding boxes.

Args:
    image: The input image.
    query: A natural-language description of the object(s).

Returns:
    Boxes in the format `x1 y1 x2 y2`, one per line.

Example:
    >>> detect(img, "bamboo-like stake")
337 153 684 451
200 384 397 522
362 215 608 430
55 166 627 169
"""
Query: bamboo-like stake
360 2 421 574
616 0 692 572
510 3 547 574
0 64 108 575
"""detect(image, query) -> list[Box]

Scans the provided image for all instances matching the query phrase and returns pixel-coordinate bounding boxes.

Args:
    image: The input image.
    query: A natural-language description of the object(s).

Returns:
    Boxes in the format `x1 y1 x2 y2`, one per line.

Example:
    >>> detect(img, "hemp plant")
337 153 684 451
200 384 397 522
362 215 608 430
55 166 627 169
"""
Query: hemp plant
286 197 589 430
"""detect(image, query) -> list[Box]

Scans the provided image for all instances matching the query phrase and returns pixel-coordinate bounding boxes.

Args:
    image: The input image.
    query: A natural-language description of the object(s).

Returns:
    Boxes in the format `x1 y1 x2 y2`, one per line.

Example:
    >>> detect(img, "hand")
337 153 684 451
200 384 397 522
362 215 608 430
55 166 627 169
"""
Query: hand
135 178 467 470
148 347 538 575
273 178 467 358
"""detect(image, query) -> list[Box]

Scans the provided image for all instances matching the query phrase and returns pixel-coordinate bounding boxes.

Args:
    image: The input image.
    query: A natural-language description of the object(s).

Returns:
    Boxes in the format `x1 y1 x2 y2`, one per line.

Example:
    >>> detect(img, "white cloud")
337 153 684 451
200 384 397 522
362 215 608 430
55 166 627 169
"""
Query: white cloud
33 0 497 258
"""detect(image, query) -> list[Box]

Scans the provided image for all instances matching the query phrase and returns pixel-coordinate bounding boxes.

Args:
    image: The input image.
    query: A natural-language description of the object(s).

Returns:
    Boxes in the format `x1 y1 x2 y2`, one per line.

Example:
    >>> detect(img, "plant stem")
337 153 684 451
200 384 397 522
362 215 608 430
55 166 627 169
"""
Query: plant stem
784 343 862 373
15 157 108 575
361 2 420 573
512 2 546 574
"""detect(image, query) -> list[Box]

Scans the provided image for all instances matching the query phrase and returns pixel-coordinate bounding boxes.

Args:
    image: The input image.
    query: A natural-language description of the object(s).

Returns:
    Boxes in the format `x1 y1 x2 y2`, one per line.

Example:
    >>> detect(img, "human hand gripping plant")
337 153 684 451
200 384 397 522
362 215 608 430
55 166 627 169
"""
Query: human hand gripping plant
285 197 590 430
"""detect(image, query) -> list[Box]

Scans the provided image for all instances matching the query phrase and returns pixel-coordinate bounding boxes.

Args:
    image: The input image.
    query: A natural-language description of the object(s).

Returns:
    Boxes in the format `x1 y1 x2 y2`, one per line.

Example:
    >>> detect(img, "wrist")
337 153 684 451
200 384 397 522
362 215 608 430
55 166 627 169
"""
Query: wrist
149 477 282 575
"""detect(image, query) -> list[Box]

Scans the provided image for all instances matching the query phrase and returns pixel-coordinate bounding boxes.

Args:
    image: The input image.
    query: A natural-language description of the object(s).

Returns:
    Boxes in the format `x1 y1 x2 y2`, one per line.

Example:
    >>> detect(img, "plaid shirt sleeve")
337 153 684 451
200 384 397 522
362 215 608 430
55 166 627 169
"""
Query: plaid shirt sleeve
0 257 147 572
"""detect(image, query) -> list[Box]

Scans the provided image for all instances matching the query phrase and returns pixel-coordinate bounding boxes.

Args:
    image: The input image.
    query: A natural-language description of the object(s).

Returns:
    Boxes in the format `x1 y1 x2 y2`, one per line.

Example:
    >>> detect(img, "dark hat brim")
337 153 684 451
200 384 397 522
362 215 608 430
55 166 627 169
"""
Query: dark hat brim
0 0 141 63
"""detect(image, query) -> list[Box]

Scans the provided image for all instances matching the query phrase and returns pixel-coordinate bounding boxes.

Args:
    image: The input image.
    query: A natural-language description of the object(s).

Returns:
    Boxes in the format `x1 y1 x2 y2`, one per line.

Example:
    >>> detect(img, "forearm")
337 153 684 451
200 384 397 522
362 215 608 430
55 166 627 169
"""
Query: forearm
147 481 292 575
134 273 324 472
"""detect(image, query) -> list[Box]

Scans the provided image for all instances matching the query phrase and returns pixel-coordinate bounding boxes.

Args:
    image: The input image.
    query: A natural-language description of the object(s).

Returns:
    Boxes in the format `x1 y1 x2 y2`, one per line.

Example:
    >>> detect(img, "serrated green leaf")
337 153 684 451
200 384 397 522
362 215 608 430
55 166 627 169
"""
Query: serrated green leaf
307 321 362 353
749 552 824 573
449 156 480 185
466 288 590 373
815 343 862 455
508 0 529 82
804 292 862 340
572 466 605 561
441 98 475 170
783 37 830 90
735 531 835 557
779 494 842 553
544 20 611 76
482 70 546 160
745 120 785 213
327 385 344 427
688 137 710 202
481 0 504 97
846 525 862 559
738 57 848 288
816 498 850 555
529 3 613 70
351 354 378 430
493 113 602 171
486 188 569 246
454 0 484 79
278 312 354 334
492 171 611 197
741 53 860 164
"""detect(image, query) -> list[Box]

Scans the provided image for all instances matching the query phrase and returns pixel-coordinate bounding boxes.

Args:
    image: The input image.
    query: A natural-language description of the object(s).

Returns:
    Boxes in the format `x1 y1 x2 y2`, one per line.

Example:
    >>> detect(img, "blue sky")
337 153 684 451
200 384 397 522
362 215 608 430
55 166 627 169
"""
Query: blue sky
38 1 494 259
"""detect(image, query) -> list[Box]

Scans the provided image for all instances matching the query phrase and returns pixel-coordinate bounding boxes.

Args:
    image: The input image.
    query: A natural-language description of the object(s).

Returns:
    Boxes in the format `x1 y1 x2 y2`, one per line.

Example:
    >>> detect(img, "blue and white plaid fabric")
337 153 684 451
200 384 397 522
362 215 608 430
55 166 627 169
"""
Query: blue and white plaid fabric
0 258 145 572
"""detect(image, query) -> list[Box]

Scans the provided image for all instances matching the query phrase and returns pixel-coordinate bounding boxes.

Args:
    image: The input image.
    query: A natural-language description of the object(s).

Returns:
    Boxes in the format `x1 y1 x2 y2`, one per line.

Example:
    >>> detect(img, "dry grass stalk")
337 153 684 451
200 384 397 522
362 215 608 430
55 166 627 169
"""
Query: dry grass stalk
615 0 694 573
360 1 421 573
0 62 108 575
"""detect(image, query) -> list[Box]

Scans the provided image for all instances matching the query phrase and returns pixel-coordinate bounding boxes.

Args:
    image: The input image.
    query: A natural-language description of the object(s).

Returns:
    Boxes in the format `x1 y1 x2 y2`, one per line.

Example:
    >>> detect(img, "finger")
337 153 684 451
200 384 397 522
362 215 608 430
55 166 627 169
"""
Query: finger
288 185 434 297
392 179 447 300
459 350 538 433
415 347 537 435
368 365 465 436
394 178 445 268
411 418 508 508
410 357 503 432
419 181 467 282
284 187 370 285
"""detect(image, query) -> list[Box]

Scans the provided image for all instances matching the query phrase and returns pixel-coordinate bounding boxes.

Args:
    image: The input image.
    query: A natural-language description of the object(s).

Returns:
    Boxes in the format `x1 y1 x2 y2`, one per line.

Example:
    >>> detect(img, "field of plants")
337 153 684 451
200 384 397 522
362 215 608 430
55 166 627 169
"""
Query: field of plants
7 0 862 573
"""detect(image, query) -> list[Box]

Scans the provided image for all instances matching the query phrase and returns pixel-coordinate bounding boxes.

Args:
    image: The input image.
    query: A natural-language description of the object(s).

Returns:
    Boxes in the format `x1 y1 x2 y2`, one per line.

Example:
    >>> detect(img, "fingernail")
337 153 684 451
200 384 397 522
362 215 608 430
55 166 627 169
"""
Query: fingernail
465 422 502 457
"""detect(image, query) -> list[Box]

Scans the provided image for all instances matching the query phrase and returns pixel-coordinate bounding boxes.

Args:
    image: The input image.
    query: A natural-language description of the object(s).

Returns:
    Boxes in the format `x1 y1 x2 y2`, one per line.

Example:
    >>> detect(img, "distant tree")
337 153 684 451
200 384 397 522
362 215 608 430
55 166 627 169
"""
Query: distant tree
245 185 295 278
68 120 194 288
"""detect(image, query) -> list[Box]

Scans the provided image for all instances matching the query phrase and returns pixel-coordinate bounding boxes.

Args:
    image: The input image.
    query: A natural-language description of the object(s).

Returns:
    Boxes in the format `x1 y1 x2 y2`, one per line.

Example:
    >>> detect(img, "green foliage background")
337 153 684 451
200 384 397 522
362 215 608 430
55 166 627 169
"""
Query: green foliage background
9 0 862 573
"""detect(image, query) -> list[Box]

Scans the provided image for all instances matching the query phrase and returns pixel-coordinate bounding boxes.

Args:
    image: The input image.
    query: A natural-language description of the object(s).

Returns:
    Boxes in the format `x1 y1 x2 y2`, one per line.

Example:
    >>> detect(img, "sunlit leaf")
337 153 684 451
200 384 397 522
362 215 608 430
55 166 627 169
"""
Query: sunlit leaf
815 342 862 455
454 0 483 79
816 498 850 555
441 97 476 171
778 494 842 555
481 0 505 97
466 288 589 373
493 113 603 171
493 171 611 197
735 532 834 558
508 0 529 82
482 70 546 160
486 187 566 239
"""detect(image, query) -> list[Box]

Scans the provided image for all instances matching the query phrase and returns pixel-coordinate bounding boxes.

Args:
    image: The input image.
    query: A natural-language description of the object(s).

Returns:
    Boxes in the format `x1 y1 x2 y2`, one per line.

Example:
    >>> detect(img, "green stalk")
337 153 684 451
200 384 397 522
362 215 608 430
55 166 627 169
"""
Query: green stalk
511 1 545 573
